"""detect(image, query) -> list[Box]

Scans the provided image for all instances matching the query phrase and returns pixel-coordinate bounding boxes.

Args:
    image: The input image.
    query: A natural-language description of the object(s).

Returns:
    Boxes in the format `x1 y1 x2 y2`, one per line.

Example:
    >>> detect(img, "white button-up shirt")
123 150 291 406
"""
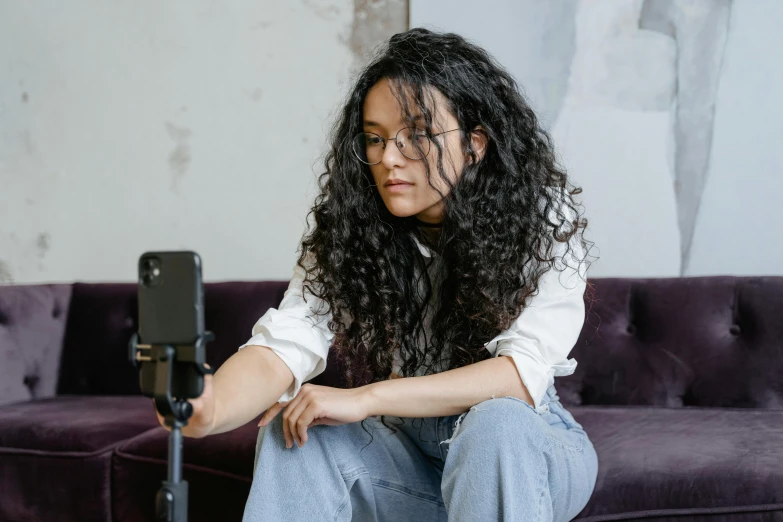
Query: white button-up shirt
239 231 586 413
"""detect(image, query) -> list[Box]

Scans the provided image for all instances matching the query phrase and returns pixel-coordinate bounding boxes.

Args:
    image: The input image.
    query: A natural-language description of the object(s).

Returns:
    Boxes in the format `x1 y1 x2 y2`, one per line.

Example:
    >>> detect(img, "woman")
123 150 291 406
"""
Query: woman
160 28 598 521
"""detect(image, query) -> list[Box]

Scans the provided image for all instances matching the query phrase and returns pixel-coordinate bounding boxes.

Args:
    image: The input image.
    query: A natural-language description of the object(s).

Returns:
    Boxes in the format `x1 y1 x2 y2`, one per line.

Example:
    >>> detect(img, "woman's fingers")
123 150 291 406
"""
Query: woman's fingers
260 397 317 450
259 401 285 426
281 412 294 448
287 399 315 447
296 405 317 446
279 400 299 449
257 400 294 447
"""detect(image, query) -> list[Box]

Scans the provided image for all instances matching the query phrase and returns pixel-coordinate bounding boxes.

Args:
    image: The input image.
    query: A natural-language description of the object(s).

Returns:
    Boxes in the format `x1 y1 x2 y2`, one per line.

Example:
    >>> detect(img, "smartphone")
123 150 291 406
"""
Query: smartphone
137 251 207 399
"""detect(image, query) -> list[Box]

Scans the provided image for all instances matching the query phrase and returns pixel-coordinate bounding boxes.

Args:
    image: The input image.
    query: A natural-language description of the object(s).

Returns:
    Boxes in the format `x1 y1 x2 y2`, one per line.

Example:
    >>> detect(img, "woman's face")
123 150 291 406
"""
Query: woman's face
361 79 483 224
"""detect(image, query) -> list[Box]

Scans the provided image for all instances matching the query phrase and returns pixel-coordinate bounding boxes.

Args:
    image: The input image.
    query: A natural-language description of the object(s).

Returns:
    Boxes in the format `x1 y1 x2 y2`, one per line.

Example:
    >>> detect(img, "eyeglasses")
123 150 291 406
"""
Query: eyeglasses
352 127 462 165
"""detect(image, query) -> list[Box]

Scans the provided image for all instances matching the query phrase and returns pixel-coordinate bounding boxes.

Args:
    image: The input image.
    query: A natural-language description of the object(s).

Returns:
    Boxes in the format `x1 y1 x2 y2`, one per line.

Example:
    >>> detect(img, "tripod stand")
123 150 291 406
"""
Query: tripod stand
130 332 214 522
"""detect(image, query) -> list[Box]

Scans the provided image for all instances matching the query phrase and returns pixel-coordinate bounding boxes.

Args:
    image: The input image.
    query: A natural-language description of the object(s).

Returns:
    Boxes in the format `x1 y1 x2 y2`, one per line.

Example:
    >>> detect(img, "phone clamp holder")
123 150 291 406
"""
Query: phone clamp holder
129 332 215 522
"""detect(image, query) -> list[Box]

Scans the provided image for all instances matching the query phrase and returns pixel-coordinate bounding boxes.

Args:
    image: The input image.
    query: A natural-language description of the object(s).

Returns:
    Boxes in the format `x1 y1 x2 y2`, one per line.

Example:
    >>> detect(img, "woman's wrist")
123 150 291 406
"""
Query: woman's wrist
360 382 381 418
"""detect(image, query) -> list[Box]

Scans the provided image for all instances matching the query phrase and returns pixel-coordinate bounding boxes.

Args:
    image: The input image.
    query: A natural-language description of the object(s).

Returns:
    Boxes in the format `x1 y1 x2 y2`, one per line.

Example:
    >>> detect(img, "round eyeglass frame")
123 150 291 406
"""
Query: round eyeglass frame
352 127 462 166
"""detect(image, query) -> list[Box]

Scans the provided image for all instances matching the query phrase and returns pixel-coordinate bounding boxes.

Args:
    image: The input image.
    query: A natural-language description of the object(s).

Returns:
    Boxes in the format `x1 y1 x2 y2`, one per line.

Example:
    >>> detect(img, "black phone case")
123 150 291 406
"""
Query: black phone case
137 251 206 399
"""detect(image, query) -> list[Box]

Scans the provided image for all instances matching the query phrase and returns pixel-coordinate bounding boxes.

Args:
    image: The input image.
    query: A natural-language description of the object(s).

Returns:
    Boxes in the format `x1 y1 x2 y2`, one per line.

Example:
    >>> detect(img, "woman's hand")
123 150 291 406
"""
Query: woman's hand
154 365 217 439
258 384 373 448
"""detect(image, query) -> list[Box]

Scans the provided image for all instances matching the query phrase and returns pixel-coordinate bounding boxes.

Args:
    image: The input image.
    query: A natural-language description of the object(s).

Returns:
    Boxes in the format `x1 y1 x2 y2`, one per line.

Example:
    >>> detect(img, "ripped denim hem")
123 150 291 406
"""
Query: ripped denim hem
439 394 549 446
500 395 552 414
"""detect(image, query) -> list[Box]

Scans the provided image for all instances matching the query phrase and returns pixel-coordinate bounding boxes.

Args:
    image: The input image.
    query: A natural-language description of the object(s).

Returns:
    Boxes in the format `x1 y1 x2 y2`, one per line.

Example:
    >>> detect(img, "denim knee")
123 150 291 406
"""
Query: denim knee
443 396 544 450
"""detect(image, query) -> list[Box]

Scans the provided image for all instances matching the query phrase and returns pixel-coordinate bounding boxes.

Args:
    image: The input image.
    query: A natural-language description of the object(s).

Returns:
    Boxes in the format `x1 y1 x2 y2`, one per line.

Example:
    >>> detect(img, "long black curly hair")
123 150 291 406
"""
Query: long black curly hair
298 28 593 389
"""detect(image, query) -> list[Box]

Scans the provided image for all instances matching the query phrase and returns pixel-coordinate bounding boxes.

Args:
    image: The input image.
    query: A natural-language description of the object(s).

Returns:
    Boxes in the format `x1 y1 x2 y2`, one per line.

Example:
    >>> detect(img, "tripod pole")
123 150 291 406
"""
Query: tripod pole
130 334 214 522
157 414 189 522
169 423 182 484
153 345 191 522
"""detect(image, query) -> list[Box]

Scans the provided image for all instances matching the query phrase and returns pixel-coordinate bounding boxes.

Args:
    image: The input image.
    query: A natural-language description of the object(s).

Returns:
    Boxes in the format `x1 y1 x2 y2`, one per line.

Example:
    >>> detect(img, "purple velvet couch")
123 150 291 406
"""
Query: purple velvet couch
1 277 782 521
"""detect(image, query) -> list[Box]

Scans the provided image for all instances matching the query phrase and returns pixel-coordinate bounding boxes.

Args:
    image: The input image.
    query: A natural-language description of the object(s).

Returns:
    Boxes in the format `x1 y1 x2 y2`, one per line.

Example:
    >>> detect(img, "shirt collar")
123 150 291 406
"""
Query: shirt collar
412 234 434 258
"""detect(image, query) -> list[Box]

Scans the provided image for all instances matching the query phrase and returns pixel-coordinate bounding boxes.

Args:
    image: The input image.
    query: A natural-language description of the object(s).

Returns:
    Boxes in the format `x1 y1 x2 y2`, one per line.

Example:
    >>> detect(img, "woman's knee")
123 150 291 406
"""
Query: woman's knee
263 412 343 448
259 413 373 468
450 396 544 447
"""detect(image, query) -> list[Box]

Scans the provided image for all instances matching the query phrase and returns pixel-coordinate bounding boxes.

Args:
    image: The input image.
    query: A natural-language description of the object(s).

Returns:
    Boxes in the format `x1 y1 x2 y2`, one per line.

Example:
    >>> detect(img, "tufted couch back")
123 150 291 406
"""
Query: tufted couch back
0 282 288 406
1 277 782 409
558 276 783 409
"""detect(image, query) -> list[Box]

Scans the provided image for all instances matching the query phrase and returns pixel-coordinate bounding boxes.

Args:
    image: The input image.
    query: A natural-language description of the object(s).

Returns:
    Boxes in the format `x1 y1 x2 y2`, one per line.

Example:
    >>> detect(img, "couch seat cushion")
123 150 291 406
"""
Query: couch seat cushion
0 395 160 454
0 395 160 522
571 406 783 520
111 418 260 522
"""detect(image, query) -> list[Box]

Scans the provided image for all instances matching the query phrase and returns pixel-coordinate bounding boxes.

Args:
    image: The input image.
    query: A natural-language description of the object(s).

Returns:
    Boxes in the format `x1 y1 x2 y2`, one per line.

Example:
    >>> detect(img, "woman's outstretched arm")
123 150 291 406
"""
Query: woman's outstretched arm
155 345 294 438
209 345 295 435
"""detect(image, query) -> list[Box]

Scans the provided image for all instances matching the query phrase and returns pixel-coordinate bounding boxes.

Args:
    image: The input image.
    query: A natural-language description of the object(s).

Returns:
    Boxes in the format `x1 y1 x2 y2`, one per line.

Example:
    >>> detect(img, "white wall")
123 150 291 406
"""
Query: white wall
0 1 358 283
5 1 779 283
411 0 783 277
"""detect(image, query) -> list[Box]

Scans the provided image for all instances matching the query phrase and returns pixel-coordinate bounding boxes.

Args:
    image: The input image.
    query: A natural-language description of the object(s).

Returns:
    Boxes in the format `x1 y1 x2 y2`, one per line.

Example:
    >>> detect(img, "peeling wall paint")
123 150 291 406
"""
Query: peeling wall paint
0 0 414 283
0 261 12 283
165 121 192 193
412 0 783 277
1 0 384 283
36 233 50 258
640 0 732 275
349 0 408 61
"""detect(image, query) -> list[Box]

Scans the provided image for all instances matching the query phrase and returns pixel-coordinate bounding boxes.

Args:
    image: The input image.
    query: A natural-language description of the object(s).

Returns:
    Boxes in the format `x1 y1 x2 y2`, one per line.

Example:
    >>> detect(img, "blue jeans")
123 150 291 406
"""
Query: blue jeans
243 384 598 521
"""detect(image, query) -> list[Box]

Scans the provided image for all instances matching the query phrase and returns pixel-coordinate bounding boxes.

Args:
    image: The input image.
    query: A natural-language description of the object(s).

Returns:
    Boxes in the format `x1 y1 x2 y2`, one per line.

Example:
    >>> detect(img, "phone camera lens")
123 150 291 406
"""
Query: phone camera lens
141 257 162 287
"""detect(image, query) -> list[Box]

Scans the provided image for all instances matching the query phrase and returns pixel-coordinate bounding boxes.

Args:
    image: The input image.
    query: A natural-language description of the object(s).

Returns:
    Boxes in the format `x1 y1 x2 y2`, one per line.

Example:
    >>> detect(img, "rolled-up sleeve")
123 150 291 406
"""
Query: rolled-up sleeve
238 259 334 403
484 233 587 412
